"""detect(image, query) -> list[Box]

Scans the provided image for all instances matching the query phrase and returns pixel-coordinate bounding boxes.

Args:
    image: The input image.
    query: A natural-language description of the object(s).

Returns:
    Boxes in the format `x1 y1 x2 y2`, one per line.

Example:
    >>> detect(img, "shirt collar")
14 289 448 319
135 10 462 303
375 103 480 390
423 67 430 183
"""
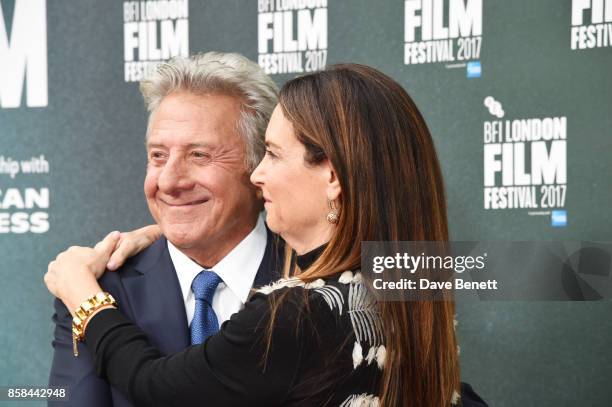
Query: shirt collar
167 213 268 304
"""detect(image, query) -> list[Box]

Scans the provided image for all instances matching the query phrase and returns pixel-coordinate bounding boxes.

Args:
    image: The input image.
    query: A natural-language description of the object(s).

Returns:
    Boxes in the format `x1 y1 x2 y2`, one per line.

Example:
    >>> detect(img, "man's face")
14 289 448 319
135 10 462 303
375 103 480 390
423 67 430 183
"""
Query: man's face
144 91 259 255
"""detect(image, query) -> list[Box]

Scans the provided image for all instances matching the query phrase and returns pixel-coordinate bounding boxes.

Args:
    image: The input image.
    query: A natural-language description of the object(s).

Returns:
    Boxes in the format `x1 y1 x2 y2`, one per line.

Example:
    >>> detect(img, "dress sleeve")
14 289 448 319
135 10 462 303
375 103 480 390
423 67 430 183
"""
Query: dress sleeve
85 289 309 407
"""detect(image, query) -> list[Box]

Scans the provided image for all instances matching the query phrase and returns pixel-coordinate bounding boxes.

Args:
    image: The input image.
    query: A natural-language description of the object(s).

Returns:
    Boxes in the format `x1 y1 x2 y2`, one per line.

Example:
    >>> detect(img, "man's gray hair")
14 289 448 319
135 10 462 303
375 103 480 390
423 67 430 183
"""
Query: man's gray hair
140 52 279 172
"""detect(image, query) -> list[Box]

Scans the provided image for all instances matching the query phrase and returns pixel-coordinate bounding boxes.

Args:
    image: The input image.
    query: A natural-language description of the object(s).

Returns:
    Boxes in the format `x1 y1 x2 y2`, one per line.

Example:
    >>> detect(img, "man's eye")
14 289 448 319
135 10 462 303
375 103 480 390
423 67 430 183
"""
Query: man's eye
191 151 212 161
149 152 166 160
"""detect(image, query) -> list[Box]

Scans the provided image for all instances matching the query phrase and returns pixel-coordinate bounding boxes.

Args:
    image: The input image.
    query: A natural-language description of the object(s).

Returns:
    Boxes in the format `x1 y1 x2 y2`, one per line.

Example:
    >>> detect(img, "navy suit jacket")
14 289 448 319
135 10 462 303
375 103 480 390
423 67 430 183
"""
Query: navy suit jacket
48 228 283 407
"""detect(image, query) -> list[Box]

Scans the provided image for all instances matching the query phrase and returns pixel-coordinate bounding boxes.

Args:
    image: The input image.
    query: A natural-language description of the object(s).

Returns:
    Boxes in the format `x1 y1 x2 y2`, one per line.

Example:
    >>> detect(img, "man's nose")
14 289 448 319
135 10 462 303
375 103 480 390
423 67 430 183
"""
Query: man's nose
158 157 196 193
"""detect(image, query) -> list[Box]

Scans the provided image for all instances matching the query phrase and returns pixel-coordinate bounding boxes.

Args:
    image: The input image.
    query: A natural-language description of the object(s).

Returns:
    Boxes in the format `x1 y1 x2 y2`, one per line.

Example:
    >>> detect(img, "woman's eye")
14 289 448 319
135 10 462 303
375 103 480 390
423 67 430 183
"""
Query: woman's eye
265 149 277 159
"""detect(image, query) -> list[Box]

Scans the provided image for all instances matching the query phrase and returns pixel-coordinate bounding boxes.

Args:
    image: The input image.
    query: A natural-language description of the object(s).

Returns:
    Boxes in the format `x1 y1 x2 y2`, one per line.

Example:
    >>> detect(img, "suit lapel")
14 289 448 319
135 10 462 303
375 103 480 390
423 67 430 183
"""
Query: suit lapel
120 237 190 353
253 225 284 287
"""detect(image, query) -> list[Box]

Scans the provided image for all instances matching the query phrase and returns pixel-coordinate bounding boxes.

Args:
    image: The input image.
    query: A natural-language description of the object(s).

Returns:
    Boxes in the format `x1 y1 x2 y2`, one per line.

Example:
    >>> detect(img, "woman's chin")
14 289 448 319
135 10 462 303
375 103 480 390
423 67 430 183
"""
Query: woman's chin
263 211 281 234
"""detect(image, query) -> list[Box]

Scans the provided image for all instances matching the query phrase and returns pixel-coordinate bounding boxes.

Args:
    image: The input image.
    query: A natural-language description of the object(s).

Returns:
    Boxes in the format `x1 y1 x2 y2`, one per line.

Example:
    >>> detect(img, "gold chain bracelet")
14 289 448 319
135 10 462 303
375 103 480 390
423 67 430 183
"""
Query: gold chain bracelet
71 292 116 357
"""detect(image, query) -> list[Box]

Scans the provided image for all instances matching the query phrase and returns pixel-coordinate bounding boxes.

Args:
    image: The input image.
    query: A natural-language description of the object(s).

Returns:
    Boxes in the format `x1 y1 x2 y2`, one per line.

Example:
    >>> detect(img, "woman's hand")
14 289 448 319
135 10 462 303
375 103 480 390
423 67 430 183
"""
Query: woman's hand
106 225 162 271
44 232 121 314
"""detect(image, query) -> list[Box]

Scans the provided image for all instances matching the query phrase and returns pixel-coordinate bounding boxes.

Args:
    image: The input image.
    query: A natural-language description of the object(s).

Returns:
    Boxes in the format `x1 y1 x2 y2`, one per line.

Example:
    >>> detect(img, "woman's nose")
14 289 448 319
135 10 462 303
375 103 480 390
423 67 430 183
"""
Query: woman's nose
250 160 266 187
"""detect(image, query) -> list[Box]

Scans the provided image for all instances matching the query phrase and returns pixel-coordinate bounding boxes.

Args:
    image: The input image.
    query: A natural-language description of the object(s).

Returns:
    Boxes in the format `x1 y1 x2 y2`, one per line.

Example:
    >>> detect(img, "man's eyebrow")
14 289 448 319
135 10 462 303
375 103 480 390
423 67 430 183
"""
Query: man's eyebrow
146 143 165 150
146 142 217 149
186 143 216 149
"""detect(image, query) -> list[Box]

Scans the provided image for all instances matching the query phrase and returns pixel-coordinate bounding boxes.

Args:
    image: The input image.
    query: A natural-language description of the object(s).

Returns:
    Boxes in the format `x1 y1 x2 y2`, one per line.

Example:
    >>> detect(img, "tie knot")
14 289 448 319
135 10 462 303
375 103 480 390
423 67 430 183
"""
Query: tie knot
191 271 222 303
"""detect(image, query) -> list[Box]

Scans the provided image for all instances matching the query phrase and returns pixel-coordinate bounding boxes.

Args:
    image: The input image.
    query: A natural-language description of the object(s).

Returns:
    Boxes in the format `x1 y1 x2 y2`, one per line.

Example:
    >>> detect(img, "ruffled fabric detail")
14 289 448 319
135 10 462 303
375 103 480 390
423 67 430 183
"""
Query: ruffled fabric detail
451 389 461 405
340 393 380 407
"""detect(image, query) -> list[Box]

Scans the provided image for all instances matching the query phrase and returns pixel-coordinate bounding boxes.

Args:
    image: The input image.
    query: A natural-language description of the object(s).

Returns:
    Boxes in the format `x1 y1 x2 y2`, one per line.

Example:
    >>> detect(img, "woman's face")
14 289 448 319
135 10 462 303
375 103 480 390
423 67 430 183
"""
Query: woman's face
251 105 338 254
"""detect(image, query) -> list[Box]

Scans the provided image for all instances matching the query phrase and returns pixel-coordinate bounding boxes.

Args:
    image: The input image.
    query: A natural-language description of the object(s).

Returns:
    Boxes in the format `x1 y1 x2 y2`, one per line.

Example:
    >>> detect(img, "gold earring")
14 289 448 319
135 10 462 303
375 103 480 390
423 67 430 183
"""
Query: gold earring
327 200 339 224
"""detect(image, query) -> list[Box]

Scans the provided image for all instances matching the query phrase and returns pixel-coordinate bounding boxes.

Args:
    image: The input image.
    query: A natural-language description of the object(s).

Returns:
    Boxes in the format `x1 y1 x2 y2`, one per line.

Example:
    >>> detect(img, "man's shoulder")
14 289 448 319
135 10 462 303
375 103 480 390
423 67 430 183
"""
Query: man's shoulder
99 236 169 286
119 236 169 271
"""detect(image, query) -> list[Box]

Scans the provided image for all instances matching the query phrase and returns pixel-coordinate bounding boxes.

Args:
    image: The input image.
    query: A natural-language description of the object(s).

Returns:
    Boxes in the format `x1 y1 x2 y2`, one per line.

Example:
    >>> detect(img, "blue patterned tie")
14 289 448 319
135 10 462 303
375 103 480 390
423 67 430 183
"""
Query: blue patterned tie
190 270 222 345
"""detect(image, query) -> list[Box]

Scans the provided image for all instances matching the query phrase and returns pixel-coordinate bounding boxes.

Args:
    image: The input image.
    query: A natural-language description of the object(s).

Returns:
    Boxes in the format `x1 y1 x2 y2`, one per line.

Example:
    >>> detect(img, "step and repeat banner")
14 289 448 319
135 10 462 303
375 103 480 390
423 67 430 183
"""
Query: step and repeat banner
1 0 611 405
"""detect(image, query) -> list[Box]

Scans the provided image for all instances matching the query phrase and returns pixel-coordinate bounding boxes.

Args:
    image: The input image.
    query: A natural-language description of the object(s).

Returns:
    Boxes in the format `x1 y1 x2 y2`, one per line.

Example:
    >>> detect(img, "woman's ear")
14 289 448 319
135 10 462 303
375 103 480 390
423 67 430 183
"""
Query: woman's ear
324 160 342 201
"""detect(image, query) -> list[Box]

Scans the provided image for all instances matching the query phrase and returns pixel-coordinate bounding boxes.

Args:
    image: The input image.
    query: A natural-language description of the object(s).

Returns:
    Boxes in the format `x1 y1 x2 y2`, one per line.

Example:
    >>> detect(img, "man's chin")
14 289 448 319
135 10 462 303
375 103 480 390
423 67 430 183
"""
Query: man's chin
160 226 206 249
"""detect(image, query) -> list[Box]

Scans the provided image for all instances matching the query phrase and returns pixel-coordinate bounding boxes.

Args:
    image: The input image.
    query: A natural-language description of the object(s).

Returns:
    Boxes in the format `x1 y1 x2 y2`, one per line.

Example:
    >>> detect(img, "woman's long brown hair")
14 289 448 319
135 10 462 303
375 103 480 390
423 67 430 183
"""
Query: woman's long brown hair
272 63 460 406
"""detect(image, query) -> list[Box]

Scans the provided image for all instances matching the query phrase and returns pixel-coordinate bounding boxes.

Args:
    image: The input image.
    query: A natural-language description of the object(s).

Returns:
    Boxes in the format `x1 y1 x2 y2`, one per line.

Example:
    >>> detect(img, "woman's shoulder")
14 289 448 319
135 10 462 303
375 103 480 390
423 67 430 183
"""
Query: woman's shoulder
254 271 385 348
256 270 365 293
226 272 367 352
255 270 371 314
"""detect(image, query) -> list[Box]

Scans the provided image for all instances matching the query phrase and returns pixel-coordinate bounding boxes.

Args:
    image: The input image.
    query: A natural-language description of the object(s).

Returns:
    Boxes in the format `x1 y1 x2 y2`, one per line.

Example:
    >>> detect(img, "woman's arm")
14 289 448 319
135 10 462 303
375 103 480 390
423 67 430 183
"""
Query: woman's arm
45 238 303 406
84 291 304 407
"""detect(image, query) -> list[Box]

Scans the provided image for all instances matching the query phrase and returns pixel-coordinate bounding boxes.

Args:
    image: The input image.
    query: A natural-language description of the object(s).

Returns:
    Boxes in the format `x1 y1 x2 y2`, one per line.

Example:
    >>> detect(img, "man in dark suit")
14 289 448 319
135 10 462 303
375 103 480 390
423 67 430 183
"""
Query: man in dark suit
48 52 281 407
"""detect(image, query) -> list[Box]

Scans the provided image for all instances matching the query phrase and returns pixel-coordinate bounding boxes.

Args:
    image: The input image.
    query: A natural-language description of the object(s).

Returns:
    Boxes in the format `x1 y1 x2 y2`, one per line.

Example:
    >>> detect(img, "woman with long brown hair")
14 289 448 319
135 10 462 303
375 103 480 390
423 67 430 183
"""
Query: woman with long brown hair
45 63 486 406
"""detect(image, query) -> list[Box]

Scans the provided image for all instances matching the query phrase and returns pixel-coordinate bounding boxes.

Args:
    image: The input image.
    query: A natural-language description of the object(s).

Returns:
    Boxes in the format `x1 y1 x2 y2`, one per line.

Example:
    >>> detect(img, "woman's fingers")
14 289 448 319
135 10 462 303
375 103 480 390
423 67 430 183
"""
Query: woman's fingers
106 225 161 271
106 236 136 271
94 231 121 257
44 232 121 304
45 246 98 298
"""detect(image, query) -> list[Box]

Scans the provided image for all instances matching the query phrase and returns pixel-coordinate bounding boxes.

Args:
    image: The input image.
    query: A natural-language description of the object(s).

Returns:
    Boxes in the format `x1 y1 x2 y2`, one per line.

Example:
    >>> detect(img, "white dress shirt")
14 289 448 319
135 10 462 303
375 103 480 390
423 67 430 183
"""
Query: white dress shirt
167 213 268 325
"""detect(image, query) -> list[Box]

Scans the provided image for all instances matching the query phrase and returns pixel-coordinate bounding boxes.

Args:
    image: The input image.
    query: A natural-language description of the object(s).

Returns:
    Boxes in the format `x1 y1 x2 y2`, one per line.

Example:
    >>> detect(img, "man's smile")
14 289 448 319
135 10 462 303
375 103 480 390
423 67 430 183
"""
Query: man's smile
158 197 210 207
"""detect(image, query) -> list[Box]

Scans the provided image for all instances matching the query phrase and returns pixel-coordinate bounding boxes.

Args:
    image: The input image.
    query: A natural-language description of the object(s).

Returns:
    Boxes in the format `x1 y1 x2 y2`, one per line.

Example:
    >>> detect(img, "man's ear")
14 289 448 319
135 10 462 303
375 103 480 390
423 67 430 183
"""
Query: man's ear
324 160 342 201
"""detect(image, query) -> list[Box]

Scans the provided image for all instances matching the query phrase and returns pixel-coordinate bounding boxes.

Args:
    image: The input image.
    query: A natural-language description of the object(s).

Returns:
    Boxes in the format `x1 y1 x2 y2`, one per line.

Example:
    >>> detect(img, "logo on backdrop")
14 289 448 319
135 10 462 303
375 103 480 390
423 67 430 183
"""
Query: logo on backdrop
482 97 567 224
257 0 328 75
404 0 482 75
0 0 47 108
0 155 50 234
123 0 189 82
570 0 612 50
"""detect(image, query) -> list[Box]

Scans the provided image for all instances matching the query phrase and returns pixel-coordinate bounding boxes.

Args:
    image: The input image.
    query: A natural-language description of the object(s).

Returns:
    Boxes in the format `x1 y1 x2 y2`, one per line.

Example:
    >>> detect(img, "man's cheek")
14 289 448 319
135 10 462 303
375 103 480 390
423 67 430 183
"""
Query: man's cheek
143 174 158 197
